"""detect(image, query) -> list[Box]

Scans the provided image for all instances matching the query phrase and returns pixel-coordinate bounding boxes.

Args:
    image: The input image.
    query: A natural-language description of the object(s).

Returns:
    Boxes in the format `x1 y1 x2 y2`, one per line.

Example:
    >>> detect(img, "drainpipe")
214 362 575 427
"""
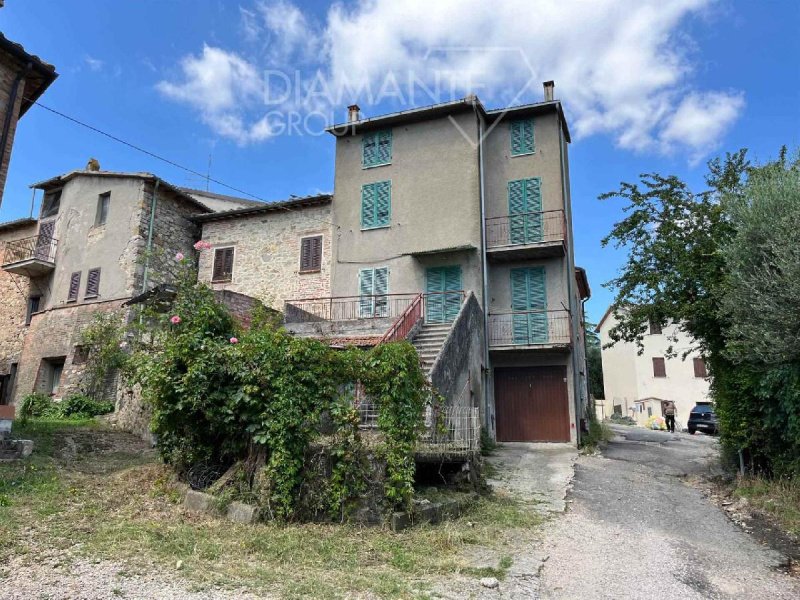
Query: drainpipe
141 178 159 293
473 98 492 435
0 62 32 212
558 111 582 445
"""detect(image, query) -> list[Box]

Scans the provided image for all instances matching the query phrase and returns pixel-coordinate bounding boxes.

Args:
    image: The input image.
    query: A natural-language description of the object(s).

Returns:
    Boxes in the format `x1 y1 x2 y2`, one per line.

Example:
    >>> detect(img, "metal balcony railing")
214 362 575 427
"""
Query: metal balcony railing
285 293 419 323
2 234 58 266
485 209 566 249
488 309 572 347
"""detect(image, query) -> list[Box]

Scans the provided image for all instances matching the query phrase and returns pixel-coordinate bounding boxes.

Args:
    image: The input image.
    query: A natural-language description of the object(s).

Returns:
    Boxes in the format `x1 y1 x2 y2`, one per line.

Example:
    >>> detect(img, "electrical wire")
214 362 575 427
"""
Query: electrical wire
26 99 336 227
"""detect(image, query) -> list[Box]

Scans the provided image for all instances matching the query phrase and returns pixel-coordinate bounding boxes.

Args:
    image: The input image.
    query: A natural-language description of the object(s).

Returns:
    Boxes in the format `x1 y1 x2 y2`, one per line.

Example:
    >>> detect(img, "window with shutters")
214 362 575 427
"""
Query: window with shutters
648 318 663 335
358 266 389 318
693 357 708 378
25 296 40 325
510 118 535 156
299 235 323 273
95 192 111 226
67 272 81 302
360 180 391 229
212 247 235 282
508 177 543 244
652 357 666 378
511 266 548 344
41 190 62 218
362 130 392 168
85 268 101 298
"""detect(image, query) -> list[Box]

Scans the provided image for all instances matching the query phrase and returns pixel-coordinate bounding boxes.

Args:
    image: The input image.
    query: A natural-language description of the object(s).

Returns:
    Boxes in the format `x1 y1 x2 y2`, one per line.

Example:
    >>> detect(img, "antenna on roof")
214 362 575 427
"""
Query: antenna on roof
206 153 212 191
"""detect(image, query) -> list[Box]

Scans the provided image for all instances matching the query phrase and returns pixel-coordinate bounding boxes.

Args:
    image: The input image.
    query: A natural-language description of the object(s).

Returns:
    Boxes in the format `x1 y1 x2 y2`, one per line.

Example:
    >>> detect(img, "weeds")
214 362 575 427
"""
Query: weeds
733 476 800 537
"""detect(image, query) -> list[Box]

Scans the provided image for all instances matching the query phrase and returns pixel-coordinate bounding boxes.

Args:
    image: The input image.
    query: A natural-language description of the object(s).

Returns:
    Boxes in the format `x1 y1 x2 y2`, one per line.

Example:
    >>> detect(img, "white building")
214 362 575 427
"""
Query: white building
596 308 711 430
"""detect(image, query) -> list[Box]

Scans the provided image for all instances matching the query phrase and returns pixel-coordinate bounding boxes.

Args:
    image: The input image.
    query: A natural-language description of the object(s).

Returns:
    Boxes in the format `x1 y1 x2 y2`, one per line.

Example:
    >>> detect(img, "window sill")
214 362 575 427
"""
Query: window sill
66 300 77 304
360 224 391 231
299 269 321 275
510 150 536 158
211 279 232 284
361 162 391 170
84 295 99 301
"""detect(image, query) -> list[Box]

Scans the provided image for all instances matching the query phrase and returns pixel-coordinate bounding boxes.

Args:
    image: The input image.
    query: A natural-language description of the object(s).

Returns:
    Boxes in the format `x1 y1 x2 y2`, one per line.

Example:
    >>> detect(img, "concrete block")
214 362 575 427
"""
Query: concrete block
414 503 440 525
226 501 258 524
184 490 214 513
18 439 33 458
391 511 412 532
439 499 461 519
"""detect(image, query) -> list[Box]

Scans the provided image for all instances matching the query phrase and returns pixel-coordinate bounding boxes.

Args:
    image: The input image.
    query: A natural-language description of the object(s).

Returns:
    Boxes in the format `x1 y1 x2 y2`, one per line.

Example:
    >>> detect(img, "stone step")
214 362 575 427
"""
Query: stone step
413 340 445 349
413 334 449 343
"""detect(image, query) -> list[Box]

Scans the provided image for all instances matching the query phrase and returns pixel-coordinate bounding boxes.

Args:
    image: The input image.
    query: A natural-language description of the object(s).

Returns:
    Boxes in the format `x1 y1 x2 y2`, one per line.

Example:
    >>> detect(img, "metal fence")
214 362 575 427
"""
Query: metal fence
485 209 566 249
2 234 58 265
487 309 571 347
284 293 418 323
417 406 481 457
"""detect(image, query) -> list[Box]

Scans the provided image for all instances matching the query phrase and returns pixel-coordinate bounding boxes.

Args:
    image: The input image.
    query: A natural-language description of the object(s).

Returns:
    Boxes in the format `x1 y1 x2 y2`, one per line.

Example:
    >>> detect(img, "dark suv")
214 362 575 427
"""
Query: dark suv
687 404 718 435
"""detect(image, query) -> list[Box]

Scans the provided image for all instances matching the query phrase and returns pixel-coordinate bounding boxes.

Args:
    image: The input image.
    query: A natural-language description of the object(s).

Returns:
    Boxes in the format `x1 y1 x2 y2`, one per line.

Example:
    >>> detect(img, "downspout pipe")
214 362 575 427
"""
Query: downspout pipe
473 98 492 436
558 110 583 445
141 178 159 293
0 62 32 212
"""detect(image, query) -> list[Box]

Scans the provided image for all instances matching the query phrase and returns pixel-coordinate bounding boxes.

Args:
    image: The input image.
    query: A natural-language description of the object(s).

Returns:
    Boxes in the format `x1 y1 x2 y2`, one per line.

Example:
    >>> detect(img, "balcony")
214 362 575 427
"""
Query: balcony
488 309 572 351
1 235 57 277
485 210 566 260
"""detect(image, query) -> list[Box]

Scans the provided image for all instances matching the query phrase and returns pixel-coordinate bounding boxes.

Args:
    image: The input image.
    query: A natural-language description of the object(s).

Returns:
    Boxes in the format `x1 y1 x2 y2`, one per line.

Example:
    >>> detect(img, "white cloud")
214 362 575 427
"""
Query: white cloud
158 0 744 157
84 56 105 72
156 45 273 144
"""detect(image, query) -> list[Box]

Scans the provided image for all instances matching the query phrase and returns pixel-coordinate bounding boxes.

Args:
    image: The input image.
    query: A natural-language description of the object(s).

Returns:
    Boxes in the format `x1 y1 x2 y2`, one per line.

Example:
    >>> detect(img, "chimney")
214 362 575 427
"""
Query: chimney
86 157 100 171
347 104 361 123
543 80 555 102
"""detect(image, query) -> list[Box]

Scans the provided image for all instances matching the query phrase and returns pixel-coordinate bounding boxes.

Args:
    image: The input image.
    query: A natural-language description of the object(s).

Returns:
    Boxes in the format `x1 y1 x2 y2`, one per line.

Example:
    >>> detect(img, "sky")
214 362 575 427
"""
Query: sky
1 0 798 323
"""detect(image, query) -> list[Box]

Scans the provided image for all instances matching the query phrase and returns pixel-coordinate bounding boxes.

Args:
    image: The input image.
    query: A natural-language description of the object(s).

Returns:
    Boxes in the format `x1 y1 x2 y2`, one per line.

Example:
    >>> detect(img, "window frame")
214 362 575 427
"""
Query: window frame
299 235 323 273
211 246 235 283
693 357 708 378
652 357 667 378
510 118 535 157
67 271 81 303
95 191 111 226
361 129 393 168
41 189 62 219
85 268 101 299
25 296 41 326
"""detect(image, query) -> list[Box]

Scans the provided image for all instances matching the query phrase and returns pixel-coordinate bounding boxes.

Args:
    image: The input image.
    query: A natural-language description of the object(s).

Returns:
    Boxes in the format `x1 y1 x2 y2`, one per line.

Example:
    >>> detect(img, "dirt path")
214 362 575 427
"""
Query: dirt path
538 426 800 599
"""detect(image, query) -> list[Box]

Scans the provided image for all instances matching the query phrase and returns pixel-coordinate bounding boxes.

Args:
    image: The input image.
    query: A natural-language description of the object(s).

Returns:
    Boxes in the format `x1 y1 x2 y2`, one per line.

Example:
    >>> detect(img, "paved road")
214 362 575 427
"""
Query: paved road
538 426 800 599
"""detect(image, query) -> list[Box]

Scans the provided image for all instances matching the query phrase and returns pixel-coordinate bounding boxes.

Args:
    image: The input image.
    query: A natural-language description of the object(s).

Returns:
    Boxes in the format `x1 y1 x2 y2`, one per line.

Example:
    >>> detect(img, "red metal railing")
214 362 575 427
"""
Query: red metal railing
380 293 424 343
485 209 566 249
487 309 571 347
2 234 58 265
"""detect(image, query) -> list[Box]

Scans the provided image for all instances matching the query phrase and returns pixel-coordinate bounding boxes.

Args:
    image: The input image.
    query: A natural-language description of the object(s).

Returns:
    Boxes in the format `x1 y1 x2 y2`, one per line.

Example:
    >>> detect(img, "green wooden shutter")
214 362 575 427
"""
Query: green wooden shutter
525 178 543 242
362 133 377 167
376 130 392 164
425 266 462 323
508 179 526 244
443 266 463 322
510 119 534 155
361 184 375 228
359 268 374 317
511 268 529 343
375 181 391 226
511 267 548 344
374 267 389 317
426 268 444 324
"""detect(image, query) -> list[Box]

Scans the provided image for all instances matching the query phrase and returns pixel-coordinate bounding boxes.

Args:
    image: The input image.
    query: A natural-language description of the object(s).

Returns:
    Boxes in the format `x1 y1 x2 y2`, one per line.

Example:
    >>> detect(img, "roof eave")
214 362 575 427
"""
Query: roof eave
192 194 333 223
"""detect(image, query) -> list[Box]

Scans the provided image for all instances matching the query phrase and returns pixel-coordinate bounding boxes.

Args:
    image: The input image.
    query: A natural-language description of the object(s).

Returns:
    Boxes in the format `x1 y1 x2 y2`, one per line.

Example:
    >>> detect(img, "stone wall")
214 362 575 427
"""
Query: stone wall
0 52 25 202
0 222 36 381
198 203 332 311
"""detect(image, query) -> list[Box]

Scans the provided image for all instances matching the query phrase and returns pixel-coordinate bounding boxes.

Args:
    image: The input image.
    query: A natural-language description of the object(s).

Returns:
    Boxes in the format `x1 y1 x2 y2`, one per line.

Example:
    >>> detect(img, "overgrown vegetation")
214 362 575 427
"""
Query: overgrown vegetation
601 147 800 477
0 420 537 599
127 255 433 520
78 311 128 399
585 320 604 399
732 476 800 537
19 392 113 423
581 414 613 452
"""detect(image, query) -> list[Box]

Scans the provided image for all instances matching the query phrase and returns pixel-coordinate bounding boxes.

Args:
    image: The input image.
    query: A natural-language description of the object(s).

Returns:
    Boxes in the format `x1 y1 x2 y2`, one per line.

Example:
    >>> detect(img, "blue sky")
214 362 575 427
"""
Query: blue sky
1 0 798 322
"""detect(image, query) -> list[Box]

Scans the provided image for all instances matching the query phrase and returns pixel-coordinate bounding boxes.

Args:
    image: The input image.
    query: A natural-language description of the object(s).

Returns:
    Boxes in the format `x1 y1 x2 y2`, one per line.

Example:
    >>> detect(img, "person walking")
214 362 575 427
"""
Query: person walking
664 401 677 433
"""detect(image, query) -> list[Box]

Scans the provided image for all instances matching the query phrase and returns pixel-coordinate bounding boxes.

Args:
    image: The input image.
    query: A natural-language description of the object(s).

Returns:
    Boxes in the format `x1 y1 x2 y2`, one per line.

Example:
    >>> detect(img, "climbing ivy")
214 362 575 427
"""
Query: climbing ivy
78 312 128 399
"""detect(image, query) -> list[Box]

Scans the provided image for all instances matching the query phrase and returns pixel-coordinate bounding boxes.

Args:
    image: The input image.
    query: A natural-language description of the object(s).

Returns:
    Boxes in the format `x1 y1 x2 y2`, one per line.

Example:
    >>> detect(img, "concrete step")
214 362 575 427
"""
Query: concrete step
413 340 446 349
413 334 449 343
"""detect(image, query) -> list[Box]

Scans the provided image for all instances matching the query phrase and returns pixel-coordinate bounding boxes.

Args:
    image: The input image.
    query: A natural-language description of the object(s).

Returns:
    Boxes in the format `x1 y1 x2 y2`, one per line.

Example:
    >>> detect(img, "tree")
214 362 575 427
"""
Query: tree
585 321 604 399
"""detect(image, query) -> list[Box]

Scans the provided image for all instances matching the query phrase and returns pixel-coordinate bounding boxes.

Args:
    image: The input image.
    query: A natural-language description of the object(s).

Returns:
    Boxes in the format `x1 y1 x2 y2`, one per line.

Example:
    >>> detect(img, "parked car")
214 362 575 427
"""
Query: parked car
687 404 718 435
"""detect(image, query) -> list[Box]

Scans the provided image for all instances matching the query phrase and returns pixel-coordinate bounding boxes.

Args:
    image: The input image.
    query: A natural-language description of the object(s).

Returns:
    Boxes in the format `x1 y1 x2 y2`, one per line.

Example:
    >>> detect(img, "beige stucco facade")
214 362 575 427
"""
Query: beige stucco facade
597 309 711 429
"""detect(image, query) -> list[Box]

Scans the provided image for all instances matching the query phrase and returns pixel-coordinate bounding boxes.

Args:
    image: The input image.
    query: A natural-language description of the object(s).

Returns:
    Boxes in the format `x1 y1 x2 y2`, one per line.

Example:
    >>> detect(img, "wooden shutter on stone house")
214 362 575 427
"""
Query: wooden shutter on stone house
212 247 234 282
85 268 101 298
300 236 322 272
68 272 81 302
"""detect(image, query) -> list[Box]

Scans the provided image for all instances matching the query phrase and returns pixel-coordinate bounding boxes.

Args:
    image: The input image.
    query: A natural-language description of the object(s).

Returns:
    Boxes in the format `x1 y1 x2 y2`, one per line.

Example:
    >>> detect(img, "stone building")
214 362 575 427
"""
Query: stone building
194 195 333 311
0 32 57 208
1 168 211 411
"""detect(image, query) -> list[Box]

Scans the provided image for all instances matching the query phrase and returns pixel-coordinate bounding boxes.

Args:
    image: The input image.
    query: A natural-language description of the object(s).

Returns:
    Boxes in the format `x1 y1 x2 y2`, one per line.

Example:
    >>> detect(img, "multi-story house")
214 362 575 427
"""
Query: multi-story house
0 167 213 429
596 307 711 430
287 82 591 444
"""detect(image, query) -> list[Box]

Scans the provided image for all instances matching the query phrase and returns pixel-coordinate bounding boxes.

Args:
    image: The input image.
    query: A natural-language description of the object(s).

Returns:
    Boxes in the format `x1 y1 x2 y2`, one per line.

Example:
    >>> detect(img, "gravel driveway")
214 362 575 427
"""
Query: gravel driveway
538 426 800 599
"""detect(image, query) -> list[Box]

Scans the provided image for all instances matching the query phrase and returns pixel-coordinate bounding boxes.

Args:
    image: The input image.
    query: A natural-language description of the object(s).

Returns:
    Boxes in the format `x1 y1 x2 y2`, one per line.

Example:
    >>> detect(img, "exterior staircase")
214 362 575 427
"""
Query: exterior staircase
411 322 452 374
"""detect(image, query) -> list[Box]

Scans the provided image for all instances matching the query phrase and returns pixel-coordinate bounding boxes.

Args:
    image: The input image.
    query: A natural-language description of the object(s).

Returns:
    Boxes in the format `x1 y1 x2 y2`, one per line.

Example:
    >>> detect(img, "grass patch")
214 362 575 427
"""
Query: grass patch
0 420 543 599
581 418 614 453
733 476 800 537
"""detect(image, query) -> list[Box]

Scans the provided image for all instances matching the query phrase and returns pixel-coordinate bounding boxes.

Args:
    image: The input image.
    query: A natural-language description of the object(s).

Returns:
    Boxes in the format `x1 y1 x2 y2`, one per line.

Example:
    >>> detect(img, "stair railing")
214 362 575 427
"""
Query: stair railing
379 293 424 344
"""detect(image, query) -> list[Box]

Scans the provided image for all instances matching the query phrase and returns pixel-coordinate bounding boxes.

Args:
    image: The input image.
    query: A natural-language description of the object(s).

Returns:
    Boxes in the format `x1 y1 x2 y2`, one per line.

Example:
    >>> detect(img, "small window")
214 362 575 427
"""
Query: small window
25 296 41 325
361 181 391 229
72 345 90 365
647 406 653 417
68 272 81 302
693 358 708 378
85 268 101 298
362 130 392 167
95 192 110 226
510 119 535 155
212 247 234 282
648 319 663 335
41 190 62 218
299 236 323 273
652 357 666 378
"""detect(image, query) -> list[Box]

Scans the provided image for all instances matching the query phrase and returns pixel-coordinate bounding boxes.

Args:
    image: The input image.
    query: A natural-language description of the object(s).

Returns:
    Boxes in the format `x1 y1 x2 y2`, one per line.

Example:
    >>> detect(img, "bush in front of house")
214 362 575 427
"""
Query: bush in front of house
59 394 114 419
19 392 61 420
127 257 432 522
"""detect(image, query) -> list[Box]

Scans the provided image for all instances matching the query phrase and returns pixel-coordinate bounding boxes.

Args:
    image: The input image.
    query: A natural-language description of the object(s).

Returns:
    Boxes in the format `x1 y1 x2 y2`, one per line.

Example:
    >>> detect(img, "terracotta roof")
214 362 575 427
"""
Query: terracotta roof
575 267 591 300
0 32 58 116
192 194 332 223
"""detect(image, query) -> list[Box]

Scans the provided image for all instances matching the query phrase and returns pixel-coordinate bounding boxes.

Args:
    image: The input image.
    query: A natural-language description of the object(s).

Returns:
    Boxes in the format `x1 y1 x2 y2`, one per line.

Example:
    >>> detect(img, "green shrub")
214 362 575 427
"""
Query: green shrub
59 394 114 419
480 427 498 456
19 393 60 420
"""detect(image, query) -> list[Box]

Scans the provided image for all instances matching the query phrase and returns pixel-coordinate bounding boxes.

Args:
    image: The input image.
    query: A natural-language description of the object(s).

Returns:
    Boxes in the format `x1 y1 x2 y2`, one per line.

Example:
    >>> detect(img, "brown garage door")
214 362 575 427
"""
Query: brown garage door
495 366 570 442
